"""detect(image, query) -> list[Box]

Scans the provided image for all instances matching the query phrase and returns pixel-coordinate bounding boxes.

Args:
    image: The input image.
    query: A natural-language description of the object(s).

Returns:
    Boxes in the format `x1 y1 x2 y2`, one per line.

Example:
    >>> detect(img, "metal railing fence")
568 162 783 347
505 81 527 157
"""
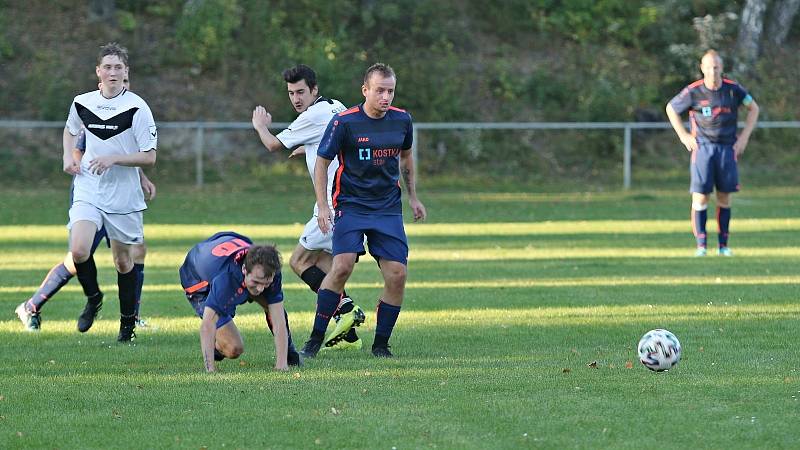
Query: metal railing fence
2 120 798 189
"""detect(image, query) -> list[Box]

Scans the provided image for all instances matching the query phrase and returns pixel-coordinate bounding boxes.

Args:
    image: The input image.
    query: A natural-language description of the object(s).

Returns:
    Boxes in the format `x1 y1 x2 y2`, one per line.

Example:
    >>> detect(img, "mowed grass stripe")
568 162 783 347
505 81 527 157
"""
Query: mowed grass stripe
2 275 800 294
2 303 797 334
2 217 800 242
3 247 800 270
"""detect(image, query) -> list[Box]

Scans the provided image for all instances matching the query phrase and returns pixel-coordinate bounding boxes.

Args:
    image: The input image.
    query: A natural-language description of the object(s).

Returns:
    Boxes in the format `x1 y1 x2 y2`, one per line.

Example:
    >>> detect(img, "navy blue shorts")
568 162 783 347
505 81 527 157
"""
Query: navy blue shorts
185 292 234 329
332 211 408 265
90 226 110 254
690 143 739 194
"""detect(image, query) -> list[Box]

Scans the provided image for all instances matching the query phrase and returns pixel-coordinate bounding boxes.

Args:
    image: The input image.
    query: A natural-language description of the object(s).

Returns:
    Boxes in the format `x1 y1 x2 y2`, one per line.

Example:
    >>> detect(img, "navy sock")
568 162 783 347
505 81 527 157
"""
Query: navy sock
375 300 401 342
312 289 341 339
74 256 101 298
717 207 731 247
28 263 73 312
118 269 138 320
133 263 144 319
692 208 708 248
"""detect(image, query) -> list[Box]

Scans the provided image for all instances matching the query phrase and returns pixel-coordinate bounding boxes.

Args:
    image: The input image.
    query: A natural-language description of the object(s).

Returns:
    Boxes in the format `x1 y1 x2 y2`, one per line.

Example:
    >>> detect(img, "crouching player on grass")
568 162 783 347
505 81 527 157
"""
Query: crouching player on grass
179 232 301 372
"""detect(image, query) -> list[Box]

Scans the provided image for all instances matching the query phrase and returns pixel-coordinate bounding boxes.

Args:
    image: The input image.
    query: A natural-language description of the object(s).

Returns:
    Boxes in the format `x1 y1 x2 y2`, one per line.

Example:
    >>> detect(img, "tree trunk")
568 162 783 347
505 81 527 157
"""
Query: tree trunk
735 0 768 75
767 0 800 47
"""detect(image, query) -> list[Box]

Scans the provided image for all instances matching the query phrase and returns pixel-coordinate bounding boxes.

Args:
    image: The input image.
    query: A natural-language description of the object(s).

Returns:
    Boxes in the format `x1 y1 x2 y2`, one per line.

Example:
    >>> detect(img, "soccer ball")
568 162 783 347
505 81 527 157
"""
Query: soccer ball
637 329 681 372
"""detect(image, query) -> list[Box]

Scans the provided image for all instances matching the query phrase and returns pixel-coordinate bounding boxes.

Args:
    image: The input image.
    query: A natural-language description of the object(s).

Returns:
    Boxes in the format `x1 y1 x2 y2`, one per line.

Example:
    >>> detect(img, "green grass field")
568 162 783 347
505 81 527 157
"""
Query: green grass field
1 185 799 449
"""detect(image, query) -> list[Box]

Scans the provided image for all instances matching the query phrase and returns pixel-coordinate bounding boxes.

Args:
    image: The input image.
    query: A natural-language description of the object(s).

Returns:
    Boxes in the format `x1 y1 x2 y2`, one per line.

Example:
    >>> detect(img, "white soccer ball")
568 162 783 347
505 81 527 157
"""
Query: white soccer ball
637 329 681 372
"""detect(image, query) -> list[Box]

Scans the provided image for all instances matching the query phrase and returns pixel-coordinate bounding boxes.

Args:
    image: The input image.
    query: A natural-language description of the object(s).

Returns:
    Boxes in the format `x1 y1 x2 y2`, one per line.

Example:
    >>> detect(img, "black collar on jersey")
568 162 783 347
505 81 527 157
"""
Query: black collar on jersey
313 96 334 105
100 87 127 100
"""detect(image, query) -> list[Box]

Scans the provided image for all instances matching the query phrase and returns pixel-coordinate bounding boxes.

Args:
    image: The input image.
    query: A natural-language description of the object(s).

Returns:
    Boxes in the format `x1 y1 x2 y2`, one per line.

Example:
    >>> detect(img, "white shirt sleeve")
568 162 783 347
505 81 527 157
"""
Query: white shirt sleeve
65 100 81 136
276 111 324 149
133 102 157 152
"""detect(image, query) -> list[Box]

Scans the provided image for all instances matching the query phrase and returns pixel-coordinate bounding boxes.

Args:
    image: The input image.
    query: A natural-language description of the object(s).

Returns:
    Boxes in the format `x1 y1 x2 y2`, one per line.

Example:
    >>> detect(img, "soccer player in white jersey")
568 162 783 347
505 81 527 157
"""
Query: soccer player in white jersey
252 64 365 350
63 42 157 342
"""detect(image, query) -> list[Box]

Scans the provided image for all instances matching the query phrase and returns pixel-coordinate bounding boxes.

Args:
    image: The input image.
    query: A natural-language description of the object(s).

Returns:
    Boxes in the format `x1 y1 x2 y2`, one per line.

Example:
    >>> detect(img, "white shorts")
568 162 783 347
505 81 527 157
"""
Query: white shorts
299 215 332 253
68 201 144 245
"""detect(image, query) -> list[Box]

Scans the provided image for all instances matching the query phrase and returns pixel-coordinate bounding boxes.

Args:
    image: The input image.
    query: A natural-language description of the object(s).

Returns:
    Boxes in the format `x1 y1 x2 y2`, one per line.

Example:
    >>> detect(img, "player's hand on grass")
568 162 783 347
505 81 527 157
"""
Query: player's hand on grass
289 146 306 159
252 106 272 131
409 198 427 222
317 204 334 234
63 156 80 175
680 134 698 152
88 155 117 175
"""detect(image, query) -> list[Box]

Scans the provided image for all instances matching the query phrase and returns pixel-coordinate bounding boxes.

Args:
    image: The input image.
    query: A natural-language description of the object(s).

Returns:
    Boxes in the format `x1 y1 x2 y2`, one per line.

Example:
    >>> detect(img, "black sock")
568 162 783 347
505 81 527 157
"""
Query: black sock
300 266 326 293
74 256 101 298
118 269 137 320
133 263 144 319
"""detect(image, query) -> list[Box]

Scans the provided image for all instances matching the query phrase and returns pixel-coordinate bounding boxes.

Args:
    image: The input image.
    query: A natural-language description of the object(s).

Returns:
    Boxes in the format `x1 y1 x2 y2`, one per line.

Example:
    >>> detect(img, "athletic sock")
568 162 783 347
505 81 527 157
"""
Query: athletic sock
74 256 101 298
133 263 144 319
300 266 350 299
692 207 708 248
375 300 401 343
312 289 341 338
717 207 731 248
118 269 138 319
300 266 326 292
27 263 73 312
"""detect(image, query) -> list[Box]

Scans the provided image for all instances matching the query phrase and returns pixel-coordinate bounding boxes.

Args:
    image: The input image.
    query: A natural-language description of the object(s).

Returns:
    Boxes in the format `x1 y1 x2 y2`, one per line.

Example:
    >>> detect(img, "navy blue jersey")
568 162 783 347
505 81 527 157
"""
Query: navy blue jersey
179 232 283 321
669 79 753 145
317 104 413 214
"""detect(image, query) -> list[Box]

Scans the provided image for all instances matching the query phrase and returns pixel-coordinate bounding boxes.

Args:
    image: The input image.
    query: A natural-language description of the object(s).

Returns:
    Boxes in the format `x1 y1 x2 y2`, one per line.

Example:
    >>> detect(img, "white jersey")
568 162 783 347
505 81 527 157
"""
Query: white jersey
276 96 346 213
66 89 157 214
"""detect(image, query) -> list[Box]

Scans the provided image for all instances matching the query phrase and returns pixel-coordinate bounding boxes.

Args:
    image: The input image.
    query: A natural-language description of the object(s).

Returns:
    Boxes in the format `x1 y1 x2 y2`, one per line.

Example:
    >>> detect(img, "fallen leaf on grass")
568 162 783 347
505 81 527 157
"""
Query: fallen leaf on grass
331 407 340 415
587 361 598 369
292 372 301 379
239 360 248 367
562 368 571 374
625 361 634 369
17 432 23 437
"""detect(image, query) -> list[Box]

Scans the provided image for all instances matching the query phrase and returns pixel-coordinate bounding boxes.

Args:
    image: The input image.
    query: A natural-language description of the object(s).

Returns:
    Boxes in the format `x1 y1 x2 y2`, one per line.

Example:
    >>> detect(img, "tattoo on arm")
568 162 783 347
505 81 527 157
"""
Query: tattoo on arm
402 167 413 191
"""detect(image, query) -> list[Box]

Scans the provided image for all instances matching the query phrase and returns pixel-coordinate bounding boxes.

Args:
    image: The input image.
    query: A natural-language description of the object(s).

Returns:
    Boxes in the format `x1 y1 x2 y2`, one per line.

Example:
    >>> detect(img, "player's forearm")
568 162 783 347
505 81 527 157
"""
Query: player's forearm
63 128 77 160
314 157 332 208
400 152 419 200
665 105 691 141
200 321 217 372
739 102 760 141
113 150 157 168
255 126 285 152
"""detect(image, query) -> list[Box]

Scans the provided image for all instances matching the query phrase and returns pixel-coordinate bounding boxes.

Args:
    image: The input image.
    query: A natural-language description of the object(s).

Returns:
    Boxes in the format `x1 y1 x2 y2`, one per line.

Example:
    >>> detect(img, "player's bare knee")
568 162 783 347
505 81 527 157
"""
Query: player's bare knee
70 247 91 263
114 255 134 274
132 243 147 263
384 265 407 288
227 345 244 359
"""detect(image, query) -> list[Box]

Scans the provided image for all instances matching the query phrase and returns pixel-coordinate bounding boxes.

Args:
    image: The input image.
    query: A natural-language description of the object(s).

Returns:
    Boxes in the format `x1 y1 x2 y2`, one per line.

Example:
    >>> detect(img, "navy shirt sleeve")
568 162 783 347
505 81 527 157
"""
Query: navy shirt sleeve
669 87 692 115
733 83 750 106
203 272 236 321
317 116 346 160
402 114 413 150
262 271 284 305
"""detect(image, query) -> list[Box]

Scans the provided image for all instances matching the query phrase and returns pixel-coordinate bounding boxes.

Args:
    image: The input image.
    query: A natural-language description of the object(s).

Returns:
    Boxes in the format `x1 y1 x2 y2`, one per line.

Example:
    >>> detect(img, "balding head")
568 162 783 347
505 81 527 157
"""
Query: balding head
700 49 723 88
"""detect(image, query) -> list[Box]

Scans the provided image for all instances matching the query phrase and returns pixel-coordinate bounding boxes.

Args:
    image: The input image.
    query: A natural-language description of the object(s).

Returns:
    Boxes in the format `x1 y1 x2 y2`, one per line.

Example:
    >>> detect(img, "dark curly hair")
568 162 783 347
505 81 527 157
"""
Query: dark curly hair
244 245 282 276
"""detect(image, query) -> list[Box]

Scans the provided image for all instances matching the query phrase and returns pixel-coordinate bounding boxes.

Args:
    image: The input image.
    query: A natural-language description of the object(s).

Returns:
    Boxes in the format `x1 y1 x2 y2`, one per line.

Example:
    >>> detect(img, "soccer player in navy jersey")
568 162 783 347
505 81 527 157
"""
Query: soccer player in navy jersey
666 50 759 256
251 65 365 351
179 232 300 372
15 75 154 332
299 63 427 358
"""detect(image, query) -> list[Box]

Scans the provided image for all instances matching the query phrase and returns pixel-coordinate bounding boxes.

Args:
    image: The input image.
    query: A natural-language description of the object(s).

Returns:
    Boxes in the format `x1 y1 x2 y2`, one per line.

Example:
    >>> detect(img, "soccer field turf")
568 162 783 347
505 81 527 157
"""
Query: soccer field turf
1 186 799 449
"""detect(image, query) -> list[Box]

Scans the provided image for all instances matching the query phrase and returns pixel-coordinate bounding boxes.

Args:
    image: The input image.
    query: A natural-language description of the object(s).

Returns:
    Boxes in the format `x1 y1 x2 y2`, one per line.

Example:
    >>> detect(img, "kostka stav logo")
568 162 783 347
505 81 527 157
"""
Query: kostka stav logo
359 147 400 161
